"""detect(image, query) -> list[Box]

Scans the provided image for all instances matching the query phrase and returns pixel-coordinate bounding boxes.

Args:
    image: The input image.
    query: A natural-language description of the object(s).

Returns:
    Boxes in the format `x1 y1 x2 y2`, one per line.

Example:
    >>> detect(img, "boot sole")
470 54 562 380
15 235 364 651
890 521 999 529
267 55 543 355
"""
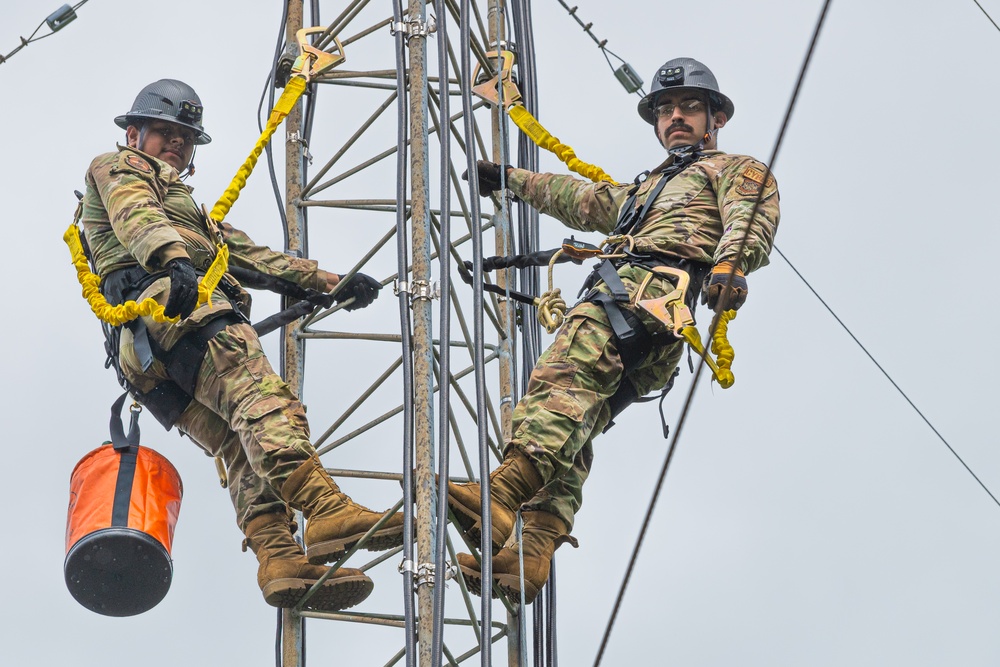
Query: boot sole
457 562 541 605
447 493 505 556
306 526 406 565
262 574 374 611
457 561 498 600
459 565 538 605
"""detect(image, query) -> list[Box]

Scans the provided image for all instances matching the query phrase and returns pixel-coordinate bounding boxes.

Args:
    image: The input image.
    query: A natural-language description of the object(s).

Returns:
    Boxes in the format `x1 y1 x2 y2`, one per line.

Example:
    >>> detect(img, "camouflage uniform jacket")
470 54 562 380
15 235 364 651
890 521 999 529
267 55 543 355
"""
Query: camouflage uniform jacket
507 149 779 273
81 145 327 302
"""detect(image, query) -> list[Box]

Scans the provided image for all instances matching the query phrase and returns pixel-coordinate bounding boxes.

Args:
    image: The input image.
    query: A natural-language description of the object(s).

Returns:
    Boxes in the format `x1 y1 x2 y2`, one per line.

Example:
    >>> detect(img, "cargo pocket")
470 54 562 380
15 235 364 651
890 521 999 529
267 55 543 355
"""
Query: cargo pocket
543 388 585 423
207 325 263 377
243 388 310 439
563 316 615 373
243 395 285 423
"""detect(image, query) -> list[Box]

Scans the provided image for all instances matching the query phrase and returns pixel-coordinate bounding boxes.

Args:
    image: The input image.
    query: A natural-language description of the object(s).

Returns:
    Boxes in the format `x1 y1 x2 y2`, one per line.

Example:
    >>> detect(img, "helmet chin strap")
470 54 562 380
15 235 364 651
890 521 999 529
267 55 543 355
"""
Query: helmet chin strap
181 146 197 180
662 106 716 156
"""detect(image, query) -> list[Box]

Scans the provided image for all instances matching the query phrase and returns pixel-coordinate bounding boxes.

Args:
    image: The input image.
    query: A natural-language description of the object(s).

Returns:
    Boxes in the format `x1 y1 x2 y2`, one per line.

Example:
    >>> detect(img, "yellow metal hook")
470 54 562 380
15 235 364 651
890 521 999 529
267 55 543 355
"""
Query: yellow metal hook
292 27 346 81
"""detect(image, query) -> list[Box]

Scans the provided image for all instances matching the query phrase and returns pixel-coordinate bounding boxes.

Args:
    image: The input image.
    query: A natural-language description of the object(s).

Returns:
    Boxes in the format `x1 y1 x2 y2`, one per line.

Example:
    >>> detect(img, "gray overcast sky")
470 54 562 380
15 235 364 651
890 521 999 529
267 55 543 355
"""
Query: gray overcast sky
2 1 999 665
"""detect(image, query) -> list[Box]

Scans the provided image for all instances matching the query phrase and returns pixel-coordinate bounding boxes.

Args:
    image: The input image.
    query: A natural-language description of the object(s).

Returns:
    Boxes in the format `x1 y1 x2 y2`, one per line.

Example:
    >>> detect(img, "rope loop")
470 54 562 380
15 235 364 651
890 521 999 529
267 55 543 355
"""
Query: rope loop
536 289 566 333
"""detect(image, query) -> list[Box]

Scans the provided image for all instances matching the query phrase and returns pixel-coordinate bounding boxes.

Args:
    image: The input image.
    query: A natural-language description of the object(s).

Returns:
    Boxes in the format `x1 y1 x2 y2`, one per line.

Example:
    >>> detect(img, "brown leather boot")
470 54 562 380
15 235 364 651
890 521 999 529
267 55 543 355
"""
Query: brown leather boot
447 449 544 554
280 456 406 565
243 512 373 611
456 510 577 605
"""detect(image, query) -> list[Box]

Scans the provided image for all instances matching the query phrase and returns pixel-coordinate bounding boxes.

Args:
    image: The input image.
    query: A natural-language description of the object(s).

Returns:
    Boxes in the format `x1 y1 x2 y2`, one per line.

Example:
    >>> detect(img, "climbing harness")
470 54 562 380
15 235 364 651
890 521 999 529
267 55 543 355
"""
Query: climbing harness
471 234 734 389
471 50 618 185
464 47 739 387
64 27 346 326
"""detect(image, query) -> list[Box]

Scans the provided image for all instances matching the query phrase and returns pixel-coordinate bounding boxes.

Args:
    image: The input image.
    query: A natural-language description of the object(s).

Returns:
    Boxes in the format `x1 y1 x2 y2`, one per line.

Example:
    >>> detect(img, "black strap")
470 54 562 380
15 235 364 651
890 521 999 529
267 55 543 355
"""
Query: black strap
127 318 155 372
596 260 630 302
612 153 702 237
589 292 639 348
149 313 242 396
110 391 140 452
109 392 140 528
603 377 638 433
137 382 194 430
455 261 539 306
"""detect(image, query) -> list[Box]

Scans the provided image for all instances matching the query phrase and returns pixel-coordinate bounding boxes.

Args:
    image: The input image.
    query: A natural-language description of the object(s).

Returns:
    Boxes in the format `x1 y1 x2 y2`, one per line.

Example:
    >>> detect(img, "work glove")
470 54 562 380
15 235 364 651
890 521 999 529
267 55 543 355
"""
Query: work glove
336 272 382 311
702 260 748 311
164 257 199 319
462 160 511 196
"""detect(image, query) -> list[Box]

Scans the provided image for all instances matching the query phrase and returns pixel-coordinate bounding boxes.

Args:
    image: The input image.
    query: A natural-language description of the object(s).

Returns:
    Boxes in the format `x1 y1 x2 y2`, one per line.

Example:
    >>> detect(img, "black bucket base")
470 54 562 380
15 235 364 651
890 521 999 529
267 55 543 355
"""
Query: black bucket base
65 527 173 617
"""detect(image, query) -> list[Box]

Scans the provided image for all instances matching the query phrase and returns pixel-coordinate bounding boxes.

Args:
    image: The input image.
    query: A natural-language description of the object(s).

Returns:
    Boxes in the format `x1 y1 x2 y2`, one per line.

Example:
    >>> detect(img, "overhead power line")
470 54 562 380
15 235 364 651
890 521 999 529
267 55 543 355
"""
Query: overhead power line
773 247 1000 508
552 0 645 96
0 2 90 66
973 0 1000 32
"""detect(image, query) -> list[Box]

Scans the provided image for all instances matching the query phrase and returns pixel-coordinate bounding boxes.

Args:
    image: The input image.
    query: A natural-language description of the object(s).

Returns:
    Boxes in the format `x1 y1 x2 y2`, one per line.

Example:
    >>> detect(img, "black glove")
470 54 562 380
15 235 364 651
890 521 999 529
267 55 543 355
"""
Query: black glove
336 272 382 311
702 260 748 311
164 257 199 319
462 160 511 196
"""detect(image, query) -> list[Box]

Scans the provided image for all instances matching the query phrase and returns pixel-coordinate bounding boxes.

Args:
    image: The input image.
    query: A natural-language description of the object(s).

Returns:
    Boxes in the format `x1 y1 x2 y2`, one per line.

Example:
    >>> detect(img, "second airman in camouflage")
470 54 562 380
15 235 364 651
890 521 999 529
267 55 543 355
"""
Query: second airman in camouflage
449 58 780 603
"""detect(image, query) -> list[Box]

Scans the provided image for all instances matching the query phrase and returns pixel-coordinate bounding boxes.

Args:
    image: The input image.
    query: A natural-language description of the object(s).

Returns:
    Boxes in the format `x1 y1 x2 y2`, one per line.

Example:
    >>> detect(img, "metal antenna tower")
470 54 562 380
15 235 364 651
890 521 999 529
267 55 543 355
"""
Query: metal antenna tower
271 0 549 664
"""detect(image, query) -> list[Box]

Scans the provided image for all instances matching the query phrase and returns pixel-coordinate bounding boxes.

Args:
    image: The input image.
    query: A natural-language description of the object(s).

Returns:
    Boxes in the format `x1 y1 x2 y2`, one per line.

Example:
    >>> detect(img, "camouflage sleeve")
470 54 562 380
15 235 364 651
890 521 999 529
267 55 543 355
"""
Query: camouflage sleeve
714 158 780 273
89 151 188 271
508 168 630 234
220 223 327 293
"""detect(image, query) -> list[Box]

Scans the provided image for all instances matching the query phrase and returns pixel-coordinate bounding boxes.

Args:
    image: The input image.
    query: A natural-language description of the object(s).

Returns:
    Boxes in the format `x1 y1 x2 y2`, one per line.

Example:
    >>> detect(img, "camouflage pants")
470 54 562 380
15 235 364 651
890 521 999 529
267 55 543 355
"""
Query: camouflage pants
511 265 686 530
119 279 315 532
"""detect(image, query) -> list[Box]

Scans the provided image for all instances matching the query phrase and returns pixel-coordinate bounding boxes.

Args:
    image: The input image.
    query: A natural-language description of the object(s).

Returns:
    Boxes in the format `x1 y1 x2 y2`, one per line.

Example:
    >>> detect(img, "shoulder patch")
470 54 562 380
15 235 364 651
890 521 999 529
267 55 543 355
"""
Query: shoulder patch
124 153 152 174
735 165 775 197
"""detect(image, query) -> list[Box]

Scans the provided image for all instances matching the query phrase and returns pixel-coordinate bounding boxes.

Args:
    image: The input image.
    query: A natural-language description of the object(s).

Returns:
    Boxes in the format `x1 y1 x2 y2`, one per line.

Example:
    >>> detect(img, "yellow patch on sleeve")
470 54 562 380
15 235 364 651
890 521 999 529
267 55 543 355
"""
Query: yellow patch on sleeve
742 166 775 187
736 165 775 197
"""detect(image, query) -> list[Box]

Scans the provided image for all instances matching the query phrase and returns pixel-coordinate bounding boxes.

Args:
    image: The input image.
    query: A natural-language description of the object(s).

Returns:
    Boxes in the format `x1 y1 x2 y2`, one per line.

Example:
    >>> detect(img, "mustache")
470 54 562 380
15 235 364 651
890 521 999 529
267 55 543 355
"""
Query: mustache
664 122 693 135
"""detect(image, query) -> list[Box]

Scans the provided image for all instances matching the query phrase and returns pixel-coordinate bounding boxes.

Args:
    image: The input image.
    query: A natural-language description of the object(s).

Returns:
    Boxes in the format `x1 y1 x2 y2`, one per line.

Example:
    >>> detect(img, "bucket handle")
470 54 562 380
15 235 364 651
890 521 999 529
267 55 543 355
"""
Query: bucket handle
110 392 141 452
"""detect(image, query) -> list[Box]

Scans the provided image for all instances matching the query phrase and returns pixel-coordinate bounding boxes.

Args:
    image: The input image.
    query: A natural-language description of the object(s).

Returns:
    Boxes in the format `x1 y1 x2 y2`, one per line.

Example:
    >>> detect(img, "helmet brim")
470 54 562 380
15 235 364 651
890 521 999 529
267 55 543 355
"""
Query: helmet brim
113 113 212 145
637 87 735 125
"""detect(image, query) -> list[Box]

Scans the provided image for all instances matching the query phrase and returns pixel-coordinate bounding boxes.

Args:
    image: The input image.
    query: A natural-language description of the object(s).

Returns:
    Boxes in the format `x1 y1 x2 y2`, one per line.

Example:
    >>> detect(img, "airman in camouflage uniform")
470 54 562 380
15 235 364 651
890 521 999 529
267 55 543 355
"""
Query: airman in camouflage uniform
450 58 780 604
81 79 403 612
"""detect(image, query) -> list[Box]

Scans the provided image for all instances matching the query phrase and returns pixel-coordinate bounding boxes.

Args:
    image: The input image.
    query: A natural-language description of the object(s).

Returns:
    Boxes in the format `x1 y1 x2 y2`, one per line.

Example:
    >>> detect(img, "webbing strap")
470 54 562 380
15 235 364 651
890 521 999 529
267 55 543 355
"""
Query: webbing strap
613 155 696 237
109 392 140 528
589 293 640 347
596 260 630 302
110 391 140 452
129 318 155 372
148 313 242 396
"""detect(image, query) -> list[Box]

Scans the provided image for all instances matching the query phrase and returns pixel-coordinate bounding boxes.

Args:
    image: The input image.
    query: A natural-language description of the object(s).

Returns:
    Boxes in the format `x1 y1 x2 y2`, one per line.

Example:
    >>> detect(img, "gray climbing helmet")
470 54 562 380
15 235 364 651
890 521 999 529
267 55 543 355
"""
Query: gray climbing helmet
114 79 212 144
637 58 735 125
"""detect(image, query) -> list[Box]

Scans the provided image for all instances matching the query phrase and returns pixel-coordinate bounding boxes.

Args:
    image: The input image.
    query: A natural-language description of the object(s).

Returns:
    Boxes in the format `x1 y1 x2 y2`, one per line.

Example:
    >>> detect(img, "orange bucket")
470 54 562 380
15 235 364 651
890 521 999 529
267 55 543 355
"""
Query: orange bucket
65 442 183 616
